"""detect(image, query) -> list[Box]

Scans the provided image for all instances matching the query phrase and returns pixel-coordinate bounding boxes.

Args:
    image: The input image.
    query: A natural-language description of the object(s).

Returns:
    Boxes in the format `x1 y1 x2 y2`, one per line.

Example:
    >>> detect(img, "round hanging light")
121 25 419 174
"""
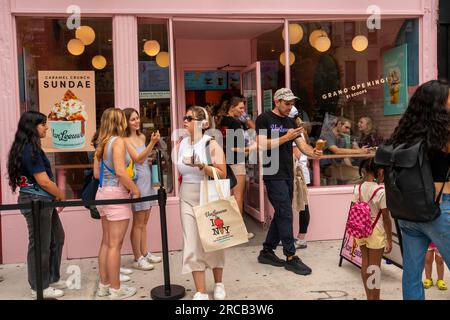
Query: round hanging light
144 40 160 57
279 51 295 66
309 29 327 48
67 38 85 56
156 51 170 68
75 26 96 45
352 35 369 52
314 36 331 52
92 55 107 70
282 23 303 45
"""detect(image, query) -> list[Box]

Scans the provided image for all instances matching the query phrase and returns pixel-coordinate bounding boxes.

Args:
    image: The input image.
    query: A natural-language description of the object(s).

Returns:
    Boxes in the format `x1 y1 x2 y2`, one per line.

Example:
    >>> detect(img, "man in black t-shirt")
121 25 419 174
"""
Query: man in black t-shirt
256 88 322 276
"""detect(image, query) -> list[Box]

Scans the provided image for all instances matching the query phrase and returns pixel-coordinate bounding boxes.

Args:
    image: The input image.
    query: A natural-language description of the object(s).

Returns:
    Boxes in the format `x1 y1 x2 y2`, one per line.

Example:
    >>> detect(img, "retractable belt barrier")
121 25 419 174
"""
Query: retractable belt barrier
0 150 185 300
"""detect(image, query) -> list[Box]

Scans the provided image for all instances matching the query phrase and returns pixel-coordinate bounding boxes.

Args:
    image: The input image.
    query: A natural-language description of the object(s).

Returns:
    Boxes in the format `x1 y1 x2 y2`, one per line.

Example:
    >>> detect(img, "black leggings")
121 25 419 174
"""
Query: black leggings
299 205 310 234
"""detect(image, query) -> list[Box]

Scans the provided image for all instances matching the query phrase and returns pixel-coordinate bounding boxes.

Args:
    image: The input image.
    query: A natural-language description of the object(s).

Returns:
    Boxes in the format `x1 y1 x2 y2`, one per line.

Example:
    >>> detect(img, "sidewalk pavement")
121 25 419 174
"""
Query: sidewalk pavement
1 218 449 300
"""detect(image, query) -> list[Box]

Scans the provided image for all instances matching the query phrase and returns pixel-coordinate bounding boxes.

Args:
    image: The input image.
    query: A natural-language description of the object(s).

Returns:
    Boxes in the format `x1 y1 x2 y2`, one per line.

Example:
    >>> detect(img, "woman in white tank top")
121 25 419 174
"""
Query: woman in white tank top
176 106 227 300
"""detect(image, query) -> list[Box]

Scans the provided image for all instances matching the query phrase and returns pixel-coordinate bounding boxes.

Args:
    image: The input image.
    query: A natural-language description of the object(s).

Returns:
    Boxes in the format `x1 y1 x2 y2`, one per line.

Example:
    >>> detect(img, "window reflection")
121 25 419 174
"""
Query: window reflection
16 17 114 199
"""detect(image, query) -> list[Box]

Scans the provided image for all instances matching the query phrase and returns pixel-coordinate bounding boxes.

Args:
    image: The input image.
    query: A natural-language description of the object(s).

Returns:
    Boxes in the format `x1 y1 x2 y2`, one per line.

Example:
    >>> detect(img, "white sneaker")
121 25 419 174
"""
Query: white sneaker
213 283 226 300
145 252 162 263
109 285 137 300
193 292 209 300
247 232 255 240
120 267 133 275
133 256 154 271
50 280 67 290
96 283 110 297
31 287 64 299
120 274 131 282
295 239 307 249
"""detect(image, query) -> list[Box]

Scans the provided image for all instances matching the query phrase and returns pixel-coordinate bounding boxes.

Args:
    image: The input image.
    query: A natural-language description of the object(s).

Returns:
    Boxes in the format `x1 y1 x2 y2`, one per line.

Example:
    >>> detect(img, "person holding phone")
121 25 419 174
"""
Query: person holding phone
177 106 228 300
7 111 66 299
256 88 322 276
123 108 162 272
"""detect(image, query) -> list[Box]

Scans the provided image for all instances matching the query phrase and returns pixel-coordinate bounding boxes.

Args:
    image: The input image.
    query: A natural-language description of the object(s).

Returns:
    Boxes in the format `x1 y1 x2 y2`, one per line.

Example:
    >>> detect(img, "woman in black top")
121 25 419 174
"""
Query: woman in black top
217 96 254 239
7 111 66 299
385 79 450 300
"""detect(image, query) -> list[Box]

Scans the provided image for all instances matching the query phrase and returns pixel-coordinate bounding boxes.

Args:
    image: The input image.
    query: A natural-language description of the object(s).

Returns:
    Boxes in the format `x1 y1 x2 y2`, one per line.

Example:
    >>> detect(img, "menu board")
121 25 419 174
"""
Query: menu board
185 71 227 90
139 61 170 91
228 71 241 90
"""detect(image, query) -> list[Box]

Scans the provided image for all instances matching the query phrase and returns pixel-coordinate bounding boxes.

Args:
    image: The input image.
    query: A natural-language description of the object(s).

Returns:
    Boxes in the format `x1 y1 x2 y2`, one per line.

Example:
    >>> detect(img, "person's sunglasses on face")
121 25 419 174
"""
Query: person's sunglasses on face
183 115 199 122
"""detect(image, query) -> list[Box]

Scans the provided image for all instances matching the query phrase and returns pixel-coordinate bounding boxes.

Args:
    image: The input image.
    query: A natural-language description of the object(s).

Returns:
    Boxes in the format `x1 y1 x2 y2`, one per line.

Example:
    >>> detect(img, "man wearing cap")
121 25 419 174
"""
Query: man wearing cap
255 88 322 276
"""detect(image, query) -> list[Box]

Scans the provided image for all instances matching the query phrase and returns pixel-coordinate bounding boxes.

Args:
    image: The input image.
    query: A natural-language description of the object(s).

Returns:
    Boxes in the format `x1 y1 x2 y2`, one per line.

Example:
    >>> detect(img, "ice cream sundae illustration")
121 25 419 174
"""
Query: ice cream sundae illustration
48 90 88 149
214 215 225 235
388 69 400 105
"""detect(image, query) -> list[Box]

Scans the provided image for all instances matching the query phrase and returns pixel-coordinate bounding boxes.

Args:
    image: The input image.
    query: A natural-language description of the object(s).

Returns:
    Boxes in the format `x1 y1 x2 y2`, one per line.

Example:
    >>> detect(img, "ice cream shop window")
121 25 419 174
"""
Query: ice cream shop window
16 17 114 199
286 18 419 186
138 19 174 194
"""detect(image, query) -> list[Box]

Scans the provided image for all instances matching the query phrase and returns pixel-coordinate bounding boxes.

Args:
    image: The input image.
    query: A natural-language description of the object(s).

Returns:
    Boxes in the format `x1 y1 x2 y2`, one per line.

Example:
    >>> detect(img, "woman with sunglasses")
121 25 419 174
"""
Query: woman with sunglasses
177 106 227 300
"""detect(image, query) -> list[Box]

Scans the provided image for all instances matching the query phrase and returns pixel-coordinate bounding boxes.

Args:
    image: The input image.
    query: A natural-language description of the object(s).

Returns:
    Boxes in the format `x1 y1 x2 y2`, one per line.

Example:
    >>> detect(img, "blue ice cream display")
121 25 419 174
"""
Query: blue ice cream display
48 90 88 149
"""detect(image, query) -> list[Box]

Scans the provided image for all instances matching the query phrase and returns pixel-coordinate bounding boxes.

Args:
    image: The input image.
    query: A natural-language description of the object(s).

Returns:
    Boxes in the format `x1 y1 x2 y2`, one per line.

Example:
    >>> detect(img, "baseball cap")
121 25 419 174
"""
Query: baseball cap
273 88 299 101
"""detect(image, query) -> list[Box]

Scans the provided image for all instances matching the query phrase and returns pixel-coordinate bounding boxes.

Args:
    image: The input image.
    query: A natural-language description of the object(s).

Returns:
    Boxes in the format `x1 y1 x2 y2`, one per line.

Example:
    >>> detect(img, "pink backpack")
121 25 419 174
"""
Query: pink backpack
346 184 384 239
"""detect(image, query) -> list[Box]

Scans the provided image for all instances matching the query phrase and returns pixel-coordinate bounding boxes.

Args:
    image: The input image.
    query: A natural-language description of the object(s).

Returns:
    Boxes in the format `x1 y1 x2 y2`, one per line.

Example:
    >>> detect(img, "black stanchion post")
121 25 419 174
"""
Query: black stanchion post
151 150 185 300
31 199 44 300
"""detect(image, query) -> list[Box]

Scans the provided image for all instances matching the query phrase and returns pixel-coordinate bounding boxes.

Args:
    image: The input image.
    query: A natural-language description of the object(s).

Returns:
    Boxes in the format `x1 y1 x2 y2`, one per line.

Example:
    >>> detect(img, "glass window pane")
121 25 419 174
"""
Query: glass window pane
16 17 114 199
137 19 173 194
289 19 419 186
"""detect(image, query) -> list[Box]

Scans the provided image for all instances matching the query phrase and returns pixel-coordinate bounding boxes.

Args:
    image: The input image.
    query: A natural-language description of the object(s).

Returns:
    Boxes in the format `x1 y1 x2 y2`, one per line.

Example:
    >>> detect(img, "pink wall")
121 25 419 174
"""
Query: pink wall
2 200 183 264
10 0 424 15
175 39 252 124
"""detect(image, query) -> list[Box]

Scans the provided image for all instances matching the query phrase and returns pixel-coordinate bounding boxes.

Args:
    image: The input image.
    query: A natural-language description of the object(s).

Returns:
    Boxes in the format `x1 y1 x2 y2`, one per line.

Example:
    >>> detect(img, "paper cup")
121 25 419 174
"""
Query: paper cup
50 120 86 149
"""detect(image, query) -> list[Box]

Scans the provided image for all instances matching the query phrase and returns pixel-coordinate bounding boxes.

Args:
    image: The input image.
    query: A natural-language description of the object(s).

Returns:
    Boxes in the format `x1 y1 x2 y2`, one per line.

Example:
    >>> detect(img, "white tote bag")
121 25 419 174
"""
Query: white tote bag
193 167 248 252
199 168 231 205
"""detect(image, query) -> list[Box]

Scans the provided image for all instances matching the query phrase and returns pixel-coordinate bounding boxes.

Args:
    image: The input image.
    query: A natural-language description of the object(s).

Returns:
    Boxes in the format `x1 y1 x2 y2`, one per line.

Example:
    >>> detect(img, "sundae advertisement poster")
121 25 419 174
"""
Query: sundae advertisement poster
38 71 96 152
383 44 408 116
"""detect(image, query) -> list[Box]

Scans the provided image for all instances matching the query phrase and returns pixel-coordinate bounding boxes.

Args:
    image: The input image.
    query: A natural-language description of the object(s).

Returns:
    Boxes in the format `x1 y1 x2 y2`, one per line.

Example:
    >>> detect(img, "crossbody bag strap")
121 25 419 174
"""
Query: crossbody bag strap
371 210 383 229
368 186 384 229
358 183 363 202
435 164 450 204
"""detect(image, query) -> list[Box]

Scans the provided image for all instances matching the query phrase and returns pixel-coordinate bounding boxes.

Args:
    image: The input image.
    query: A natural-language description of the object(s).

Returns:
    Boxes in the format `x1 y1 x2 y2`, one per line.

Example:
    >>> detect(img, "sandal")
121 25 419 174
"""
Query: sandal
437 280 448 290
423 278 433 289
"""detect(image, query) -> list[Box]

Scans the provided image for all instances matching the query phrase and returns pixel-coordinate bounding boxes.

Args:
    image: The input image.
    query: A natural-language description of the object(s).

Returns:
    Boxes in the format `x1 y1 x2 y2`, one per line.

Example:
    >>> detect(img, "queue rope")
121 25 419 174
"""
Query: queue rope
0 150 185 300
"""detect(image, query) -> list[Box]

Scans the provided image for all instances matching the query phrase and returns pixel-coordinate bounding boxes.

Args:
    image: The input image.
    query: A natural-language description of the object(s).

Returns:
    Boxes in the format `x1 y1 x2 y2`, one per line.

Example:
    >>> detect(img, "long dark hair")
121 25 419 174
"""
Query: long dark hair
7 111 47 192
215 95 245 127
123 108 141 137
387 79 450 152
359 158 381 180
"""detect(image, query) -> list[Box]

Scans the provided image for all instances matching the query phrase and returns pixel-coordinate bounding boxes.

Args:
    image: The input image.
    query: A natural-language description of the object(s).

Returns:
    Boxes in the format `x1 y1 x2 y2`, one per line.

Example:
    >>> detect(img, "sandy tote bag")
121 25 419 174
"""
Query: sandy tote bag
193 167 248 252
199 171 231 205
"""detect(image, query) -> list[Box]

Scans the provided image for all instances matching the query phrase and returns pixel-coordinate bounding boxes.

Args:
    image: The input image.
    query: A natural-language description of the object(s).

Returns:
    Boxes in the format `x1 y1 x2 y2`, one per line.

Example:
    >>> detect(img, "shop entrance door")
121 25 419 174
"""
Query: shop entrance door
241 62 266 223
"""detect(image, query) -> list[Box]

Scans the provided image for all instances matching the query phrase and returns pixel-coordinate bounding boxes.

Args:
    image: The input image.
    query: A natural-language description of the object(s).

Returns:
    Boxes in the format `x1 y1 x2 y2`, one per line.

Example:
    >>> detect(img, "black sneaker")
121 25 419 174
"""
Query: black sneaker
285 256 312 275
257 249 285 267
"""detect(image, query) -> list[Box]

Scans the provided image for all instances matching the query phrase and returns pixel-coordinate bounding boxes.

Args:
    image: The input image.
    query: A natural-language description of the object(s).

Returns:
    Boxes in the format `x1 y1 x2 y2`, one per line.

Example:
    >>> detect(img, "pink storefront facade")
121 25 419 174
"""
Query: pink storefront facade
0 0 439 263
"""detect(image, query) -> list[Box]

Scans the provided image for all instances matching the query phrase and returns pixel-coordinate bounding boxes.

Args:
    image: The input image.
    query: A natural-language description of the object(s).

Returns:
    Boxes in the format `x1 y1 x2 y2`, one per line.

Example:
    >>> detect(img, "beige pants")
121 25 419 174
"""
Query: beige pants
324 163 362 185
180 182 225 274
230 163 246 176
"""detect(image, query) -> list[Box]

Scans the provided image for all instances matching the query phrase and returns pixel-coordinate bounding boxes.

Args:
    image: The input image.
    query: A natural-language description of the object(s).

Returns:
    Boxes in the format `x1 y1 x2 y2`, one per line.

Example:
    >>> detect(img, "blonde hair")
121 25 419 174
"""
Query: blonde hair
188 105 213 130
95 108 128 159
360 116 375 135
